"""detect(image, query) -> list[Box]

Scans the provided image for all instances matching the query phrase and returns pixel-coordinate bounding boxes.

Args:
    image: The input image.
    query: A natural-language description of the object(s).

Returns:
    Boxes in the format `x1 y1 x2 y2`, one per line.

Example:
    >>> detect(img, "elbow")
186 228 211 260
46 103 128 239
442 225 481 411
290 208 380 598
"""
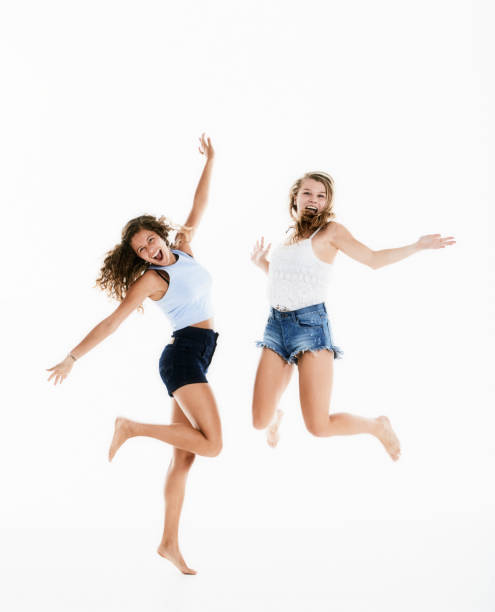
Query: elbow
368 252 383 270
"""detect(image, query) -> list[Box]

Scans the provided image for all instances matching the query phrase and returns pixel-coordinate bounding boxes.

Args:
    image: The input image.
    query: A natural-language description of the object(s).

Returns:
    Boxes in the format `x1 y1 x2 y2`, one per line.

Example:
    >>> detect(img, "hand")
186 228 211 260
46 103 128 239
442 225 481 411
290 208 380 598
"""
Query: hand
198 133 214 160
47 355 75 385
416 234 456 250
251 237 271 269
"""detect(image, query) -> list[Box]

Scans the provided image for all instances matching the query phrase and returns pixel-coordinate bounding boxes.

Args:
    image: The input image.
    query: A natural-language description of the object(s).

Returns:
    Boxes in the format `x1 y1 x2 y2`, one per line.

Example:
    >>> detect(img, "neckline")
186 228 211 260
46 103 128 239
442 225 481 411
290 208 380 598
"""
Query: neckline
283 223 326 246
282 236 314 248
155 251 180 268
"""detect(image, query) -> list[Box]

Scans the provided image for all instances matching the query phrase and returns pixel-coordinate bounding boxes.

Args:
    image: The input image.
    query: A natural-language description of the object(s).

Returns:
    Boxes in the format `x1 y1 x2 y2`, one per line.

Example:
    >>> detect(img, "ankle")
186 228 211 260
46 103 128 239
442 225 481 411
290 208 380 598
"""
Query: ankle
159 538 179 551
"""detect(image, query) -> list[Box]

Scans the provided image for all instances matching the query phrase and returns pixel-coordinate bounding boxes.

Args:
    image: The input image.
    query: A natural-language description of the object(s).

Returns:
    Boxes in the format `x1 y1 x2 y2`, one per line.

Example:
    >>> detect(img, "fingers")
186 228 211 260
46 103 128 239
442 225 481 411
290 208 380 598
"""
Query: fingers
251 237 267 251
47 366 68 385
198 133 213 156
48 371 62 385
434 234 456 248
421 233 456 249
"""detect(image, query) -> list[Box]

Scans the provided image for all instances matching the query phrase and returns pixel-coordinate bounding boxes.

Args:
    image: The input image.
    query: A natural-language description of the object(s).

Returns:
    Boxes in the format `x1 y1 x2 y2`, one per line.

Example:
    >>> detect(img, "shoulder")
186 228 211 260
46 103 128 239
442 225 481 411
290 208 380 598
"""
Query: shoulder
133 269 167 292
326 221 351 240
119 269 166 307
172 236 194 257
322 220 349 233
141 269 169 301
317 220 341 242
318 221 355 251
174 248 194 259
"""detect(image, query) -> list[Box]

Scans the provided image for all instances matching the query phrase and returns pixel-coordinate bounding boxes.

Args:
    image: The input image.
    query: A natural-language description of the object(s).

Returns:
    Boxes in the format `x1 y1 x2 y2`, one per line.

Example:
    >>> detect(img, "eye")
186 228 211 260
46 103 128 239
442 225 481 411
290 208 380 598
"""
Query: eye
318 195 325 198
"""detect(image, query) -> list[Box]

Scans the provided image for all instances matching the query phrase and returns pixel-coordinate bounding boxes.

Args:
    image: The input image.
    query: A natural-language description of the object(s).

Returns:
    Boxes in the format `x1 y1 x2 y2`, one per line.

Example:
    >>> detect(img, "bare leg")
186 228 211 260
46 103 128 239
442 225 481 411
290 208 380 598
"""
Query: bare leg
252 348 293 447
157 400 197 575
298 350 401 461
109 383 222 461
266 409 284 448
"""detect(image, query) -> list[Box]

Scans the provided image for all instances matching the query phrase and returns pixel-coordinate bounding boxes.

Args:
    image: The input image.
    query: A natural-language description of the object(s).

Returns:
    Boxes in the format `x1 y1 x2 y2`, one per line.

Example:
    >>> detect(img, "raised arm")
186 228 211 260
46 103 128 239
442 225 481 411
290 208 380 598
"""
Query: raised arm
330 222 455 269
251 236 271 274
47 271 161 385
175 134 214 253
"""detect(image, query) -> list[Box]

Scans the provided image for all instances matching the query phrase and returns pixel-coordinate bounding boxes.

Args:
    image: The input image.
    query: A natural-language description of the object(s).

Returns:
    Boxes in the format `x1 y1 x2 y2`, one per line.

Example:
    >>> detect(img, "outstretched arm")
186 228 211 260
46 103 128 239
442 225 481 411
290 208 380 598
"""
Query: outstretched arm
175 133 214 252
47 271 160 385
331 222 455 269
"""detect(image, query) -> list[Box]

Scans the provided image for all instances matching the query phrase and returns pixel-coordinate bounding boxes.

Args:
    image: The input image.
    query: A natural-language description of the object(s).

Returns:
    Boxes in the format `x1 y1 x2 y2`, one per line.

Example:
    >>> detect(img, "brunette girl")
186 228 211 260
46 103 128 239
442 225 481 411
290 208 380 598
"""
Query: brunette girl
48 134 219 574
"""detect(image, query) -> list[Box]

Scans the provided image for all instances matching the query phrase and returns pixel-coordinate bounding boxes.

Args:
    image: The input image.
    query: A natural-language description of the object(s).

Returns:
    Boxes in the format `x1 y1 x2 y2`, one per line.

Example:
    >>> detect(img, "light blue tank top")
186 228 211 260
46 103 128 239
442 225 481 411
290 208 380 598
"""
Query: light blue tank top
149 249 213 331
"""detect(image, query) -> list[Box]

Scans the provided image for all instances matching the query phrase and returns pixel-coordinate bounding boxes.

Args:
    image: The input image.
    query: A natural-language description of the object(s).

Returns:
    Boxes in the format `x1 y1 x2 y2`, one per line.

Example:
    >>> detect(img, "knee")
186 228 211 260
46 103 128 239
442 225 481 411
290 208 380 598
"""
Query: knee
206 440 222 457
252 414 266 430
252 406 269 430
305 421 326 437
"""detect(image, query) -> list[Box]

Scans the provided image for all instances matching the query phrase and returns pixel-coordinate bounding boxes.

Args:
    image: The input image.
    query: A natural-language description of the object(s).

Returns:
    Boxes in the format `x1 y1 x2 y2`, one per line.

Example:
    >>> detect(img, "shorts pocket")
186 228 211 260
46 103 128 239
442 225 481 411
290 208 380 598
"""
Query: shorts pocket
295 312 323 327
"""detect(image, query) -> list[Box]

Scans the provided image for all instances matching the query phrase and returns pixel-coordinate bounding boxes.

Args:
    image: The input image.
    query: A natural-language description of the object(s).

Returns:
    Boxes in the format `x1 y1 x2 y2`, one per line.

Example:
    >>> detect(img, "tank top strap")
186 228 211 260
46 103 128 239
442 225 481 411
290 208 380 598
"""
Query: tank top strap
172 248 193 259
309 226 323 239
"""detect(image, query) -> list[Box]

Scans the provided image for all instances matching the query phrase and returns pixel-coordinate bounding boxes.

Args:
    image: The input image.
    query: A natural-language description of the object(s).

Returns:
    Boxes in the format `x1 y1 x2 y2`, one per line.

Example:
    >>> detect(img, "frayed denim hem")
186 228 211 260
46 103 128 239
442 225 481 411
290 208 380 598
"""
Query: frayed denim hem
288 345 344 364
255 341 292 364
256 341 344 365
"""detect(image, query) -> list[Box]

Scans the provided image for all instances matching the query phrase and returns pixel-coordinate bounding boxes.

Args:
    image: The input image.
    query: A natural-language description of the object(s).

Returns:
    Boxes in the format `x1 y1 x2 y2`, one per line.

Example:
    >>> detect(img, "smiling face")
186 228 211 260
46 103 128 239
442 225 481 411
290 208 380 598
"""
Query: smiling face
294 178 328 218
130 229 172 265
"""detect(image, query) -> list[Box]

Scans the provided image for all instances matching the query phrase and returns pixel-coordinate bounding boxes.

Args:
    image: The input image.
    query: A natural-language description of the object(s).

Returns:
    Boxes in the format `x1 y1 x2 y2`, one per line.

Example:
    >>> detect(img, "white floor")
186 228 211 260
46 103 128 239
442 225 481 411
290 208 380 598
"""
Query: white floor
2 517 493 611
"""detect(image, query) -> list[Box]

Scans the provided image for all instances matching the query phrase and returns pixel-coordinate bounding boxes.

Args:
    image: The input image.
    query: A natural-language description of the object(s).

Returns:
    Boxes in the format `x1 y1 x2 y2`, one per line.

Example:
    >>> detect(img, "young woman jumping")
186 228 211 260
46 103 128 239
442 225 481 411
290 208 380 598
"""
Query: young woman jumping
47 134 219 574
251 171 455 456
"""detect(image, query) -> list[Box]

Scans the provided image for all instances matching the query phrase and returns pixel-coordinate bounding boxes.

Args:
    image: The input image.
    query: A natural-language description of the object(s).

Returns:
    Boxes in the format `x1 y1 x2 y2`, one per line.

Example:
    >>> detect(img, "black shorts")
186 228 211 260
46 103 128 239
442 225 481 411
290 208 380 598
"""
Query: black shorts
159 327 219 397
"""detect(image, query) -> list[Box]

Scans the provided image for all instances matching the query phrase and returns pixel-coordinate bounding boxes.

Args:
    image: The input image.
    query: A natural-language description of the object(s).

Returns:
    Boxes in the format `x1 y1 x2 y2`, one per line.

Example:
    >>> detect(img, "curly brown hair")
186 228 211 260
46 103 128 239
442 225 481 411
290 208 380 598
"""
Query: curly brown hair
288 171 335 243
95 214 189 304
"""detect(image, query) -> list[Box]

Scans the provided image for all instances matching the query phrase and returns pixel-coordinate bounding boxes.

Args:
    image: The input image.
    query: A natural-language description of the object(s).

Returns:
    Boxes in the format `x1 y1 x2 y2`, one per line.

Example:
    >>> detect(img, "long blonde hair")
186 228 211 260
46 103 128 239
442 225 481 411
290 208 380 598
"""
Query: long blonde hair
288 171 335 242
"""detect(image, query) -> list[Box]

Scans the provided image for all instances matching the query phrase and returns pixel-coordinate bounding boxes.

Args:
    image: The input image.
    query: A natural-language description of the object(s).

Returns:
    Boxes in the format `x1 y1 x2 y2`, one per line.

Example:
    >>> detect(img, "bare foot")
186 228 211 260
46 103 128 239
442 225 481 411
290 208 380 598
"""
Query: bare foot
108 417 133 462
266 409 284 448
374 416 401 461
157 544 197 575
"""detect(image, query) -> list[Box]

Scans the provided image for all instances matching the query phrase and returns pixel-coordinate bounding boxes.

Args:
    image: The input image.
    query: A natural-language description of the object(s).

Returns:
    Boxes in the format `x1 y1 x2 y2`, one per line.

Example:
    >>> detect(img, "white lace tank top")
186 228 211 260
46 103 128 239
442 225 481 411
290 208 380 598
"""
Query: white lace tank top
267 226 333 311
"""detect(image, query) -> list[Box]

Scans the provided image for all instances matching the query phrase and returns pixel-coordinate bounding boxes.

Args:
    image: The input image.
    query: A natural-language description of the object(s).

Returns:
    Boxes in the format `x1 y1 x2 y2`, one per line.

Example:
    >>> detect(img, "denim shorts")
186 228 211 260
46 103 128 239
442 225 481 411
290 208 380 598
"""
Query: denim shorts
159 327 219 397
256 303 343 365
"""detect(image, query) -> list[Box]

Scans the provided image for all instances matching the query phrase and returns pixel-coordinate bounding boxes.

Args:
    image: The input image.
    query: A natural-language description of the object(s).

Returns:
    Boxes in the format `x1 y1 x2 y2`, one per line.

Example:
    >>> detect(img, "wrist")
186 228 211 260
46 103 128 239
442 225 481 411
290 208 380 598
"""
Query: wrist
67 353 77 363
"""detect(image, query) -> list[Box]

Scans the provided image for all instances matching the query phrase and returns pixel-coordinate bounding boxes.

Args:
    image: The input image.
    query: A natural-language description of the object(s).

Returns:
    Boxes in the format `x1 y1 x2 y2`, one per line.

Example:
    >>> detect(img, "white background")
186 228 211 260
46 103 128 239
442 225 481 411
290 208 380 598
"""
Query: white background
1 1 494 610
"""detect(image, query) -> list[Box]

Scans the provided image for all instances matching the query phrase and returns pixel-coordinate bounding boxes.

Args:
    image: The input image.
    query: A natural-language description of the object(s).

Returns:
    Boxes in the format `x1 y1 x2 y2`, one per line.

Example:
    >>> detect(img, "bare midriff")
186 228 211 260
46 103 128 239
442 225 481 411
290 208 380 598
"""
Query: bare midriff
189 318 215 329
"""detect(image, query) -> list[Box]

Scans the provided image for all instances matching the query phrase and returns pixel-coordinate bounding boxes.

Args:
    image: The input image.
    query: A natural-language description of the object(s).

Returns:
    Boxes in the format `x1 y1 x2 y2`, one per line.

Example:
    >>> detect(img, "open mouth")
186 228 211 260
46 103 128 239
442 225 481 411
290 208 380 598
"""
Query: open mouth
152 249 164 262
304 206 318 214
